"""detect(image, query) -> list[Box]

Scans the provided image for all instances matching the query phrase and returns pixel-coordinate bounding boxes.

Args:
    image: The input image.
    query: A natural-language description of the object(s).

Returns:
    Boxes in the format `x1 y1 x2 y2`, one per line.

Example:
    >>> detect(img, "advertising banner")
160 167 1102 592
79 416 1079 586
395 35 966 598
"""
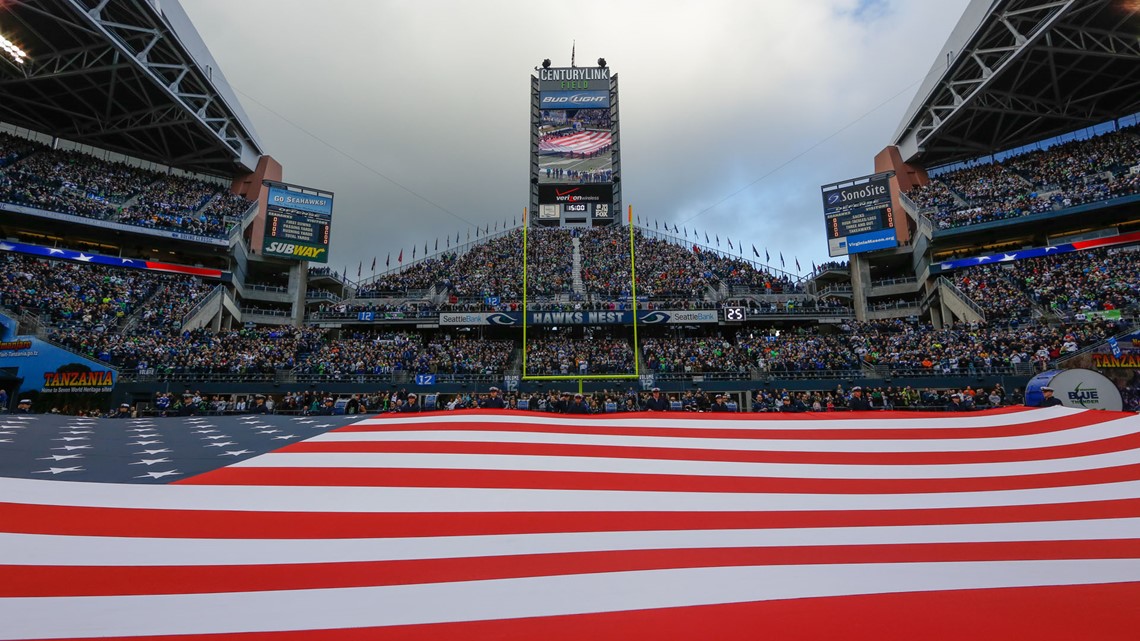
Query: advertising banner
1058 331 1140 412
0 239 225 279
262 183 334 263
821 173 897 257
0 313 118 412
438 310 718 326
537 67 610 91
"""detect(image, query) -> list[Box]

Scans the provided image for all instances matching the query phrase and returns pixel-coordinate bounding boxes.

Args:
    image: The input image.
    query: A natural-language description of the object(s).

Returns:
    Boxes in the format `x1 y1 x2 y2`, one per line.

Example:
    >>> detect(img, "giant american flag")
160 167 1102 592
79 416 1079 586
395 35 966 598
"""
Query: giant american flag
2 406 1140 639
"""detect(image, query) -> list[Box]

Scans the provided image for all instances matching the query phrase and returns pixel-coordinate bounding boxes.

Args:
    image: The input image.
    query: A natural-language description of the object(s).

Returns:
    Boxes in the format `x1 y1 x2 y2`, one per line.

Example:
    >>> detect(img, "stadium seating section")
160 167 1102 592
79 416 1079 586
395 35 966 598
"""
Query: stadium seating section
0 140 255 238
906 125 1140 229
2 244 1128 382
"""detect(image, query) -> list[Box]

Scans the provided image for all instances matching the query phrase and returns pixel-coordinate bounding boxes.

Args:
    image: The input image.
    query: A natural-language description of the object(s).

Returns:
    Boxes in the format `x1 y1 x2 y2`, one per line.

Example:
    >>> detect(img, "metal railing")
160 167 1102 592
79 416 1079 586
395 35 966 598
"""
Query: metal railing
246 283 289 294
937 277 987 321
1051 323 1137 368
305 290 343 302
179 285 224 328
759 369 867 380
869 277 919 288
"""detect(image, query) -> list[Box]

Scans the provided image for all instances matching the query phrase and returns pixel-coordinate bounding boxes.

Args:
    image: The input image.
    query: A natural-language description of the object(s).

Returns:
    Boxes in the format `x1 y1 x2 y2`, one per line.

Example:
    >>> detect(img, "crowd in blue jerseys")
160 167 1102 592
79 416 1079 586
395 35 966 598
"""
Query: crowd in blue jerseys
1 246 1136 380
906 124 1140 229
350 225 804 303
0 132 254 238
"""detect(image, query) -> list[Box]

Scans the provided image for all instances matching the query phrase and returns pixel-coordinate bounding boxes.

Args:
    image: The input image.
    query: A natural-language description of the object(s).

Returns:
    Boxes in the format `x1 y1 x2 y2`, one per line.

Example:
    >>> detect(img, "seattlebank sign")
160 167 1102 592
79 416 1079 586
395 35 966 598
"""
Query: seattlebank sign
439 310 717 326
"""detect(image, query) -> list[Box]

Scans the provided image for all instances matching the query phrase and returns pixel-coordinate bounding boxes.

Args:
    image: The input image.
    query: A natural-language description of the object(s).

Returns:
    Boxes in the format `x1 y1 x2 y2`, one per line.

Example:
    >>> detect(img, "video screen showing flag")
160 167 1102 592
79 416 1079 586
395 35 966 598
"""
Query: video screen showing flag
538 90 612 185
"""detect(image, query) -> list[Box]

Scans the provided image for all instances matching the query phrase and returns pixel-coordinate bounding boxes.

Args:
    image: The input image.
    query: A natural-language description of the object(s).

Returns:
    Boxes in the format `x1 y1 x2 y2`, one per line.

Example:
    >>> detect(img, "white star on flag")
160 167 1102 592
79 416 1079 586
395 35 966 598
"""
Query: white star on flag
38 454 84 461
75 253 93 262
135 470 180 479
130 458 173 466
221 450 255 457
31 466 84 475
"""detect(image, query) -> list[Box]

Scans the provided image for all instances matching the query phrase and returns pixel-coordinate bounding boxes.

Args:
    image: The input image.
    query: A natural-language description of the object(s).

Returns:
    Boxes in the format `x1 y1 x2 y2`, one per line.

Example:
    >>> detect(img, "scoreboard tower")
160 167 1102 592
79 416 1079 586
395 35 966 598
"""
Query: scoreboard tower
529 60 621 228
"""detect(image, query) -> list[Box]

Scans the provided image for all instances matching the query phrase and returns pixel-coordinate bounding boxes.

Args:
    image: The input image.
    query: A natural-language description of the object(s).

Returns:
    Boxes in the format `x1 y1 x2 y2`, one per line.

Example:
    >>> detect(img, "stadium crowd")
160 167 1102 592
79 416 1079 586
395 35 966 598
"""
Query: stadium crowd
0 253 197 331
907 125 1140 229
0 140 253 238
951 246 1140 318
526 332 636 375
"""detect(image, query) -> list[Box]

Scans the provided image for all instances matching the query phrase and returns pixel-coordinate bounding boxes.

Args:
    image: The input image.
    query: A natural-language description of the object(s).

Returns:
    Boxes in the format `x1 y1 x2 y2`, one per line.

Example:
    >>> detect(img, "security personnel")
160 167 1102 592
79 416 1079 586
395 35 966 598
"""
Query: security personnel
709 394 732 412
643 387 670 412
565 393 591 414
481 386 506 409
848 386 873 411
14 398 33 414
399 393 422 413
1039 386 1064 408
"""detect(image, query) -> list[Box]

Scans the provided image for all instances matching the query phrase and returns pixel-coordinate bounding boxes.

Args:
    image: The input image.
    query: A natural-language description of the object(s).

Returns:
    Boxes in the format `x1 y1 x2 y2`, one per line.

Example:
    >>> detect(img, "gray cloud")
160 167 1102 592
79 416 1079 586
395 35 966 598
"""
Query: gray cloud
179 0 971 275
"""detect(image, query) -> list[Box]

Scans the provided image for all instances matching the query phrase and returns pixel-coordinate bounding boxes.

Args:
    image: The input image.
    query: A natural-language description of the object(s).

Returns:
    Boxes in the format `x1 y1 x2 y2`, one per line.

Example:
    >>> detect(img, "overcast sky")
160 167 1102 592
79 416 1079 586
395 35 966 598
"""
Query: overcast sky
178 0 971 276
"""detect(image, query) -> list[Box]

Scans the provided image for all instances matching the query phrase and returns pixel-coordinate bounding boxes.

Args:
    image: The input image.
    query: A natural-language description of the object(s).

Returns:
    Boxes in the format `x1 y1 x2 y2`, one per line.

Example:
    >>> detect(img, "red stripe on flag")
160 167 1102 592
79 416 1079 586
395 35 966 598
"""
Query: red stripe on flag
277 430 1140 465
6 499 1140 539
333 408 1098 442
143 261 223 278
180 462 1140 494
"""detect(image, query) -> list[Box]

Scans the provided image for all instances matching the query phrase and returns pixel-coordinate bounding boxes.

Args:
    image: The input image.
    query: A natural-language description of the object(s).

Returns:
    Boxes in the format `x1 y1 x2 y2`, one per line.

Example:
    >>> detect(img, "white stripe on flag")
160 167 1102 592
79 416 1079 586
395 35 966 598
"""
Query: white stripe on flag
7 476 1140 512
308 416 1140 452
4 517 1140 567
234 446 1140 479
5 560 1140 638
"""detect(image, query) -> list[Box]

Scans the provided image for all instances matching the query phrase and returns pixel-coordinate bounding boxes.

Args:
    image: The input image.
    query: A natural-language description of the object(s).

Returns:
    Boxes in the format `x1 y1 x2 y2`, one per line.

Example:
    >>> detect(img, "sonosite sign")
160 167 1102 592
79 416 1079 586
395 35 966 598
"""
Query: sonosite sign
821 172 897 257
261 182 334 263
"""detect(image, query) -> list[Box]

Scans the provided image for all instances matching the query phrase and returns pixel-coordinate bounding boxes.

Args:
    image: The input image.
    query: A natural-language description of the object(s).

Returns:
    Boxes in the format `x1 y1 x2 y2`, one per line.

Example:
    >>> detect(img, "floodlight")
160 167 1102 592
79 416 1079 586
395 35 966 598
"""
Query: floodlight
0 33 28 64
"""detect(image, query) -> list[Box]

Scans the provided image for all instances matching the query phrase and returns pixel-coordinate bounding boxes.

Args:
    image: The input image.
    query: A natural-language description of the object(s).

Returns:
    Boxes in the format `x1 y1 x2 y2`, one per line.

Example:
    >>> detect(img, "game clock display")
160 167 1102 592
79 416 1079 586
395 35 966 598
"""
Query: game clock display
564 202 589 213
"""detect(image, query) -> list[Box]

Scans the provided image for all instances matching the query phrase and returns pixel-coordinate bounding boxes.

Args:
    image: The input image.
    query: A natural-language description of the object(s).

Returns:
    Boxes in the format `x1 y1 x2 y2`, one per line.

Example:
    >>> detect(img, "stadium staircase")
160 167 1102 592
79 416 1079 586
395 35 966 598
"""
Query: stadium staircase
936 277 986 325
117 283 170 334
571 237 585 295
179 285 226 332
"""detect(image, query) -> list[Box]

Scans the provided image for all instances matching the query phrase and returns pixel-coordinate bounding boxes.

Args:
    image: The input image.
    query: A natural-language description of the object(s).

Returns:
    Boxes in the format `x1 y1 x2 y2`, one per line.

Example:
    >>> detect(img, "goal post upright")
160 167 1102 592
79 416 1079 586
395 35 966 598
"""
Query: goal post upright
522 206 529 378
520 204 641 384
629 204 640 377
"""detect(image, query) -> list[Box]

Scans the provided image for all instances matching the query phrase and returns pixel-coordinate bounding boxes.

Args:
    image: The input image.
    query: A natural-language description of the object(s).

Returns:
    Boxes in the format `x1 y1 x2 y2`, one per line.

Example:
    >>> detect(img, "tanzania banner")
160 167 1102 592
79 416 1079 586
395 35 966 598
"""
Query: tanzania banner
0 312 118 412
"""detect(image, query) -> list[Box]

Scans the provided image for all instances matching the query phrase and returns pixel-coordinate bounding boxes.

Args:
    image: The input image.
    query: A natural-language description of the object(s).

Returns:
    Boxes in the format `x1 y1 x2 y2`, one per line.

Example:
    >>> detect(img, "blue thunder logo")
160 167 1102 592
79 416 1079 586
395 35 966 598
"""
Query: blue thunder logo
1067 382 1100 407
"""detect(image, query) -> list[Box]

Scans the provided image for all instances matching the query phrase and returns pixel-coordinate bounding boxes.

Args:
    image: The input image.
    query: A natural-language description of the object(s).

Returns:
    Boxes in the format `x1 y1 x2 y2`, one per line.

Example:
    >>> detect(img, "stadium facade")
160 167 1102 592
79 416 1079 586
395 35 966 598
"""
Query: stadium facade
0 0 1137 413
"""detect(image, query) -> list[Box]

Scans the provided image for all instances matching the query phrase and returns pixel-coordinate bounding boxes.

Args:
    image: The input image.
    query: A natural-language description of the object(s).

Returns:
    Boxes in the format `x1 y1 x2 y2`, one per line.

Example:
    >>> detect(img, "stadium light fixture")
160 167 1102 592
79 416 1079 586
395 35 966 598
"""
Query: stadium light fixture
0 32 28 65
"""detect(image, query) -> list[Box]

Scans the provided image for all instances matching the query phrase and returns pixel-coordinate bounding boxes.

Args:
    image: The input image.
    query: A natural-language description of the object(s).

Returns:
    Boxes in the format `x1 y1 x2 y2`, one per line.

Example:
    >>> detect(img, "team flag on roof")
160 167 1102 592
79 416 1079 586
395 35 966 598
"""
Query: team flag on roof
3 407 1140 639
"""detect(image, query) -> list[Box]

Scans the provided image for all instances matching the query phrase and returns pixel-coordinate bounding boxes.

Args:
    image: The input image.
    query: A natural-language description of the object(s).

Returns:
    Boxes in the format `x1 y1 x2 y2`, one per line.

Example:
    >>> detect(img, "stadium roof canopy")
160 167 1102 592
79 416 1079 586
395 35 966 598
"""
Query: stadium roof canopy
893 0 1140 168
0 0 262 176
